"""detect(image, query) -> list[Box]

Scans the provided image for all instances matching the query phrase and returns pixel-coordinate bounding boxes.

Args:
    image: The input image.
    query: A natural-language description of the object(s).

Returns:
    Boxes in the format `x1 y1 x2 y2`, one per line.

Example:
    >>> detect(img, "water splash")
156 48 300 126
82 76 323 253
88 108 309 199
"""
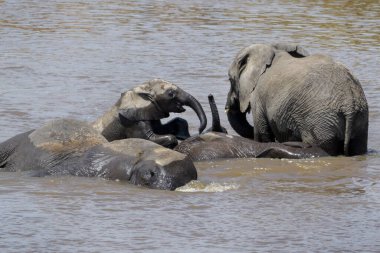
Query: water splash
176 180 239 192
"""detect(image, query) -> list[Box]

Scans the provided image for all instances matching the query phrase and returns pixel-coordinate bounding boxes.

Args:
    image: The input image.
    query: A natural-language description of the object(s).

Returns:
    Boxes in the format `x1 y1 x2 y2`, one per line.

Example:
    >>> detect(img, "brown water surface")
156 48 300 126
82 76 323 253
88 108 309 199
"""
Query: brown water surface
1 0 379 252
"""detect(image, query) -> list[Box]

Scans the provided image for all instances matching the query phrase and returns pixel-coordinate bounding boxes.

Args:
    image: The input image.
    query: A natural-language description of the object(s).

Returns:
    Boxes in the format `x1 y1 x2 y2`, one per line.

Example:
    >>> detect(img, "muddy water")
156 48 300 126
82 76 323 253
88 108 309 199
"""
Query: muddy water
1 0 379 252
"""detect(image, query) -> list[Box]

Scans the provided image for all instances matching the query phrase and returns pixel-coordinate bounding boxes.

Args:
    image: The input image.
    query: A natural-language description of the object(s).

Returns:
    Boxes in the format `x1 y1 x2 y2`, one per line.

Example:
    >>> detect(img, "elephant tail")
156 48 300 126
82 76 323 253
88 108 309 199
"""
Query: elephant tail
344 114 354 156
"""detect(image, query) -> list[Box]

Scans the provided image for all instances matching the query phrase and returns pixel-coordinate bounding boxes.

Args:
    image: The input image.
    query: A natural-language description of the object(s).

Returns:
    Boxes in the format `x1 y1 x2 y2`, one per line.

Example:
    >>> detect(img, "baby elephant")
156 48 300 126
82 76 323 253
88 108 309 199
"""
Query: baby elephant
0 119 197 190
174 95 328 161
92 79 207 148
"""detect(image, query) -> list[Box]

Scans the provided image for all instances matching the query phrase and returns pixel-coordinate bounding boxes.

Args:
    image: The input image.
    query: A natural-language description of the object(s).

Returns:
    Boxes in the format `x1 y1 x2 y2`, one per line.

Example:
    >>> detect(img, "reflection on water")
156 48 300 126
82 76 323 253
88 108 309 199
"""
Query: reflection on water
1 0 380 252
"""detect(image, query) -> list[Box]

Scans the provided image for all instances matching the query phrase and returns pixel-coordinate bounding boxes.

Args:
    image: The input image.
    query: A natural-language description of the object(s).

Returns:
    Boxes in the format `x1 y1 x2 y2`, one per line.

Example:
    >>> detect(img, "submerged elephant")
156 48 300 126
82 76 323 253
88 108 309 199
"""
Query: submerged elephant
0 119 197 190
175 94 329 161
225 43 368 156
92 79 207 148
175 132 328 161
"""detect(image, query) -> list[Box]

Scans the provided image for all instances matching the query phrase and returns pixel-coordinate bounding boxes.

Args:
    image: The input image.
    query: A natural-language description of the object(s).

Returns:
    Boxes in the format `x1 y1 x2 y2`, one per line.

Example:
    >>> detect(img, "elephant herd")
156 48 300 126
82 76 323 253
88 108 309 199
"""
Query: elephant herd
0 43 368 191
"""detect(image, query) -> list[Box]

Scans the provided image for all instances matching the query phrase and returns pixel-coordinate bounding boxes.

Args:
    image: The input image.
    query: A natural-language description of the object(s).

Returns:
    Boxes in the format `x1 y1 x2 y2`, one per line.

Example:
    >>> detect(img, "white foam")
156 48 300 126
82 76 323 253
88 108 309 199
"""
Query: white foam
176 180 239 192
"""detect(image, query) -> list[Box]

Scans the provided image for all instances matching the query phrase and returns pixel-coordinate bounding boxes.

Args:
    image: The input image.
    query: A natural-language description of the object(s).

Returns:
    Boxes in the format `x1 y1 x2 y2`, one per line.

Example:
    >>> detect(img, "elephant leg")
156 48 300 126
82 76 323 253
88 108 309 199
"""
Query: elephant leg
137 121 178 149
300 126 342 156
253 112 275 142
321 135 367 156
151 118 190 141
347 115 368 156
348 136 367 156
317 140 338 156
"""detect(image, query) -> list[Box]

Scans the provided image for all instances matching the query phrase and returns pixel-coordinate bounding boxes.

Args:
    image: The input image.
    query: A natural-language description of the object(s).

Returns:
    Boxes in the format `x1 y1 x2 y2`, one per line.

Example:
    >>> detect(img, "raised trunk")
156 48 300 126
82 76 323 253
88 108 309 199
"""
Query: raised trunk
226 109 254 139
181 92 207 134
208 94 227 133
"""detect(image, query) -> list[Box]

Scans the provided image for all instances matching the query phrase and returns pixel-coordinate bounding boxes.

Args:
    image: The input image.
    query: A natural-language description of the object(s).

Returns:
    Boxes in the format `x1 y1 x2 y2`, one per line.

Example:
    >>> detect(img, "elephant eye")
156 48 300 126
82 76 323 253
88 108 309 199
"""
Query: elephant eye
167 90 175 98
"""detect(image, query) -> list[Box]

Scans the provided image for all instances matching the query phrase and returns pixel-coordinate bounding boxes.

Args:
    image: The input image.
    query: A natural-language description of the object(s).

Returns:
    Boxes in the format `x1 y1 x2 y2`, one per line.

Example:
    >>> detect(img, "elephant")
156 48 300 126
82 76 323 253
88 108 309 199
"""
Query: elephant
175 94 328 161
92 79 207 148
175 132 329 161
0 119 197 190
225 43 368 156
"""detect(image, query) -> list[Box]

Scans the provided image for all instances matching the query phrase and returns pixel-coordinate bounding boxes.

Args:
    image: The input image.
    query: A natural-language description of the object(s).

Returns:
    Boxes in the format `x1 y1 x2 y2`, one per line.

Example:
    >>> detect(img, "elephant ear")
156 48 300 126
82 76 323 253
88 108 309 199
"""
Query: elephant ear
272 43 309 58
118 88 169 123
237 44 275 112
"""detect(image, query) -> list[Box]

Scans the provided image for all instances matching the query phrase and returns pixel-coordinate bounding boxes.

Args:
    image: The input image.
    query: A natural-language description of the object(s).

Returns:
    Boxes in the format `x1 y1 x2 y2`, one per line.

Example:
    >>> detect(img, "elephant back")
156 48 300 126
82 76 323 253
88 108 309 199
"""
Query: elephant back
101 138 188 166
29 119 107 154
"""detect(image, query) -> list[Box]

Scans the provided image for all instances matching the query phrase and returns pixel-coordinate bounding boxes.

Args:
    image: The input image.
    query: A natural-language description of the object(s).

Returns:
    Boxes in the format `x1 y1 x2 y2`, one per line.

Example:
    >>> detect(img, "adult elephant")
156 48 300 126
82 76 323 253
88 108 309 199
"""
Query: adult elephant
175 95 328 161
0 119 197 190
225 43 368 156
93 79 207 148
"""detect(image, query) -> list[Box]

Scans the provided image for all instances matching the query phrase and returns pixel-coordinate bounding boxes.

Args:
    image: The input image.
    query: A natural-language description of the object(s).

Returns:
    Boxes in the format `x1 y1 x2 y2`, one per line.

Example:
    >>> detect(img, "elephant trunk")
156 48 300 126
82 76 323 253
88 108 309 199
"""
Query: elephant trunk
208 94 221 130
180 92 207 134
208 94 227 133
225 90 254 138
226 110 254 138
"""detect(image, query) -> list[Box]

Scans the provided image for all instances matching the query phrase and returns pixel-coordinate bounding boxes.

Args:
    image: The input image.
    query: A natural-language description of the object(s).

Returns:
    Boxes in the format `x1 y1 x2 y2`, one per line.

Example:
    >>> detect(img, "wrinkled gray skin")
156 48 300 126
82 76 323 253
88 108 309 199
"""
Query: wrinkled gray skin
225 43 368 156
93 79 207 148
0 119 197 190
175 94 328 161
175 132 329 161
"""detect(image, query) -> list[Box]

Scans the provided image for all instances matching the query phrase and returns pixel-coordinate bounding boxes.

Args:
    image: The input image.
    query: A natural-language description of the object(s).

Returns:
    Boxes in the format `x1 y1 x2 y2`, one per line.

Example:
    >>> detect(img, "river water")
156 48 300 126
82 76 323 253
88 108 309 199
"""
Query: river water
0 0 379 252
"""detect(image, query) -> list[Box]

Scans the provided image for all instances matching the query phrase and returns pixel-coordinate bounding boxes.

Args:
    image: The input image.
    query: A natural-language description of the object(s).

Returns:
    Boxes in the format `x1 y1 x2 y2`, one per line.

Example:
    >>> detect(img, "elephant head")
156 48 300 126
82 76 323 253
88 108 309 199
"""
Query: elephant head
93 139 198 190
225 43 309 138
129 159 196 190
118 79 207 134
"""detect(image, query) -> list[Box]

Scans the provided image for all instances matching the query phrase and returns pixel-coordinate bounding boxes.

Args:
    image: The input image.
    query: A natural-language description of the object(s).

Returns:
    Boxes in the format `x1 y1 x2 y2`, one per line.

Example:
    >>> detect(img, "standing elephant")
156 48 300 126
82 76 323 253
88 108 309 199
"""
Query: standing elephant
92 79 207 148
0 119 197 190
225 43 368 156
175 94 328 161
